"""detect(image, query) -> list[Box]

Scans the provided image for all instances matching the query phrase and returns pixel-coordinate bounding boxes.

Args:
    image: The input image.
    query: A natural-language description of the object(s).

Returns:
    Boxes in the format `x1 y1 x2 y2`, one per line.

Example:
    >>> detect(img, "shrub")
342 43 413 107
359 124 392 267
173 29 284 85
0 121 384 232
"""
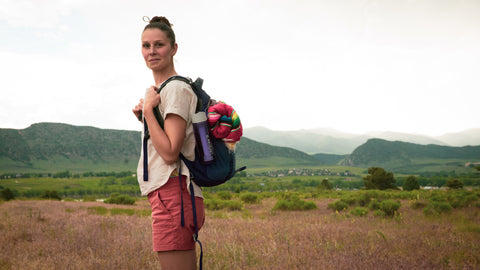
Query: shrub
340 195 357 206
240 193 260 204
225 200 243 211
217 191 232 200
273 200 289 211
364 190 382 200
205 199 243 211
104 193 135 205
357 192 372 207
447 191 478 208
1 188 15 201
410 200 428 210
276 192 300 201
373 209 385 217
328 200 348 211
446 179 463 189
40 190 61 200
273 198 317 211
403 176 420 191
202 191 213 199
379 200 401 217
320 179 333 190
368 199 381 210
424 201 452 216
430 193 448 202
464 194 479 206
204 199 222 210
350 207 369 217
296 200 317 210
82 195 97 202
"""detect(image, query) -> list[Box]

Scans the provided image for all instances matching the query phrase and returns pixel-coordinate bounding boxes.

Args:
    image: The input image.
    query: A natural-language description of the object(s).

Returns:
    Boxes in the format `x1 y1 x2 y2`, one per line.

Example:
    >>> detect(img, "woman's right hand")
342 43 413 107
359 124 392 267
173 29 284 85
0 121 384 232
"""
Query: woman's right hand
132 98 144 122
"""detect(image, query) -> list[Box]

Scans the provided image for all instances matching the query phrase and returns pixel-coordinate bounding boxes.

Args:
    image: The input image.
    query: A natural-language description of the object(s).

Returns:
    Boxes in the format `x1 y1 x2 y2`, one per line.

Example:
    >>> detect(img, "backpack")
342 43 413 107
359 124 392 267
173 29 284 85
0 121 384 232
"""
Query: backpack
150 75 246 186
144 75 245 270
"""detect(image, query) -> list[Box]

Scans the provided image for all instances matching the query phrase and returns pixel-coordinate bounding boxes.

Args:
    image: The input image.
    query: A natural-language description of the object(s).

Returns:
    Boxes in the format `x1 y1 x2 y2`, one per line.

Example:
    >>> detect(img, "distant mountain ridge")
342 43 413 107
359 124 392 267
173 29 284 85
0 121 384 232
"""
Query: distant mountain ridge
0 123 141 173
1 123 140 161
1 123 479 174
0 122 320 173
243 127 367 155
244 126 480 154
342 138 480 173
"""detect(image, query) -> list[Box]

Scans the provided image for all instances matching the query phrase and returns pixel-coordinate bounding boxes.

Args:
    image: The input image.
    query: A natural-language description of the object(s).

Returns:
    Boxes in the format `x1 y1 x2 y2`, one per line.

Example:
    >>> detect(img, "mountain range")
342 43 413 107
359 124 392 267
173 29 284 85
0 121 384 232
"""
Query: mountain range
244 126 480 155
0 123 319 173
1 123 479 174
342 138 480 173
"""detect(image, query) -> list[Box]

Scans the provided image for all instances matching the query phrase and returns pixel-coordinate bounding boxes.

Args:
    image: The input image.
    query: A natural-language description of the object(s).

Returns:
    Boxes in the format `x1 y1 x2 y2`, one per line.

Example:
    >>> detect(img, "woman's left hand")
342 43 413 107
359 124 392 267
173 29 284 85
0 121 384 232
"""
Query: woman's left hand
144 85 161 111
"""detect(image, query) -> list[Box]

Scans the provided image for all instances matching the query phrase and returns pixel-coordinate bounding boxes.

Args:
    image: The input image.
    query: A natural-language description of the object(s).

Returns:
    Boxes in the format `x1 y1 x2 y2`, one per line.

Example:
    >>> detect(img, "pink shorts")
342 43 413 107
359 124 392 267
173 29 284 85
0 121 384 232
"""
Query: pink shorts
147 176 205 252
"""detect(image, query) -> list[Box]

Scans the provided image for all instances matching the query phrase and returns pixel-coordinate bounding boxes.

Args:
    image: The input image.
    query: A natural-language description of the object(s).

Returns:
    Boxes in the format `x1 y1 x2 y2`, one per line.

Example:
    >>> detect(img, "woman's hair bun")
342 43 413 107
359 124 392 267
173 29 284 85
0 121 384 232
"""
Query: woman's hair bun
142 16 176 45
149 16 172 27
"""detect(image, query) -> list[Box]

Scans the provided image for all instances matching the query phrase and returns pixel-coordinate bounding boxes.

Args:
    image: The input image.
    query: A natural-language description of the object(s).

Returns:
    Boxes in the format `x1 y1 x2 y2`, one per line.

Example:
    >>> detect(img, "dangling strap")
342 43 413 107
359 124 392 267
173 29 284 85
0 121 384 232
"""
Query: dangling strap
143 118 150 182
178 165 185 227
178 164 203 269
189 181 203 270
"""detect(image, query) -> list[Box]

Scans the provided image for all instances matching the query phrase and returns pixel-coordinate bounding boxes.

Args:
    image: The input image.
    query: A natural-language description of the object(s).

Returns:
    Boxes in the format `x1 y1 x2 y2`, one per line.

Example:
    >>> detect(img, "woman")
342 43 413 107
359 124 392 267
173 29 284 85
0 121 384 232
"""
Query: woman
132 16 205 270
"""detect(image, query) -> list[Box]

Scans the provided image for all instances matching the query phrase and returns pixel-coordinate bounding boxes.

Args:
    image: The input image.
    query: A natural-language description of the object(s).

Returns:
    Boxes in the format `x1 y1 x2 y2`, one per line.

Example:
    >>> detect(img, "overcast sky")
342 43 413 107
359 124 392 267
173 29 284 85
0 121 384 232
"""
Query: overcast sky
1 0 479 136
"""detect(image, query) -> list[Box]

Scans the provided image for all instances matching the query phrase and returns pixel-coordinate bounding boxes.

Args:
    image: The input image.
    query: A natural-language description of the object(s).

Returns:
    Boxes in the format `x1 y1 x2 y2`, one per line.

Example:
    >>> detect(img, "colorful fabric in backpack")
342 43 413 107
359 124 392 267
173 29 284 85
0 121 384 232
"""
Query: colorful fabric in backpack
207 101 243 150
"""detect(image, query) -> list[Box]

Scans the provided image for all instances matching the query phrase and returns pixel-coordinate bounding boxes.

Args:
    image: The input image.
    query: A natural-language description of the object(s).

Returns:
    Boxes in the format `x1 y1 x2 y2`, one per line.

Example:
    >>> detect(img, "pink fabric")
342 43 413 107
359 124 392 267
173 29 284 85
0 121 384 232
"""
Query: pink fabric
207 102 243 143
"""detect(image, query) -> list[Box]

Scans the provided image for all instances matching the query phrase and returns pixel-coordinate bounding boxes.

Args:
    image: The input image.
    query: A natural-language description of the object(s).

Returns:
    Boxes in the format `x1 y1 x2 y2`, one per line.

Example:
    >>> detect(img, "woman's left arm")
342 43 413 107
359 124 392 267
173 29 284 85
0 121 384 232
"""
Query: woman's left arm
143 86 187 165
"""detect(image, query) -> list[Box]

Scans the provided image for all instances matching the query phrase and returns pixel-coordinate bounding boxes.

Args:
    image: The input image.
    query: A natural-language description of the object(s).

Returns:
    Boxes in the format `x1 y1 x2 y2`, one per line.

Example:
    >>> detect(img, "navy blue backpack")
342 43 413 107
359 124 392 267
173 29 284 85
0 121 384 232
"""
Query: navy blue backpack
143 75 245 270
149 76 246 185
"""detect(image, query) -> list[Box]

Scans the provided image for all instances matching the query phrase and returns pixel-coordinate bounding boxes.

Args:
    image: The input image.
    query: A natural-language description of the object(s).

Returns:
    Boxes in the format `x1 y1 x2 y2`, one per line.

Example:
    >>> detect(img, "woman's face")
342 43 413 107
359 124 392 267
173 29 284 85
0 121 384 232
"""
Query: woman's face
141 28 177 72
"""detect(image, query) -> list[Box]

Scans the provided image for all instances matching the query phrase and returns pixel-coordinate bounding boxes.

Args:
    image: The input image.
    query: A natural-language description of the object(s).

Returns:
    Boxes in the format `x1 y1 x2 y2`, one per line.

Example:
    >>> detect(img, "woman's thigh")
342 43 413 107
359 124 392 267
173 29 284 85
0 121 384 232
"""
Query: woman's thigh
157 249 197 270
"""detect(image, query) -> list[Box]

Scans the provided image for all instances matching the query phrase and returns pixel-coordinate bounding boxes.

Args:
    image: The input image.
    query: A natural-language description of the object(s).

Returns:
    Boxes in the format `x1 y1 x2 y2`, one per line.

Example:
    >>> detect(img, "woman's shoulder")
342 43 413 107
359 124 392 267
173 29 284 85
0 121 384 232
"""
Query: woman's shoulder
160 77 197 105
160 76 198 119
161 76 193 92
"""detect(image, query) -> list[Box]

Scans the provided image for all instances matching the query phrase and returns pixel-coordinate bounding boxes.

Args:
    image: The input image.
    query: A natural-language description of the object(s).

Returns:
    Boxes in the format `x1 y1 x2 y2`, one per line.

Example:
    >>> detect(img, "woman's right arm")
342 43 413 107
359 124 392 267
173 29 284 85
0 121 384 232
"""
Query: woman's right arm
142 86 187 165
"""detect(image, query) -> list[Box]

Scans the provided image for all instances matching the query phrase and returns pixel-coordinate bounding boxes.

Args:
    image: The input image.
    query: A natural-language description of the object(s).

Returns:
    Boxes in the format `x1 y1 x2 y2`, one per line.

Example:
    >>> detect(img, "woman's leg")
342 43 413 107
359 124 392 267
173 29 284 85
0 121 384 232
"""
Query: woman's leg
158 249 197 270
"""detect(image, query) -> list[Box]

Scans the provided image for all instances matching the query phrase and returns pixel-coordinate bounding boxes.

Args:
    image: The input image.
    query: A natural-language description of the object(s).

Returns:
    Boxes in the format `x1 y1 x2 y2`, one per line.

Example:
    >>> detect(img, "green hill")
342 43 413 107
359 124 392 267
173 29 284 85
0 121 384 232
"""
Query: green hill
3 123 478 175
311 153 348 165
0 123 141 173
236 137 321 168
342 138 480 173
0 122 320 173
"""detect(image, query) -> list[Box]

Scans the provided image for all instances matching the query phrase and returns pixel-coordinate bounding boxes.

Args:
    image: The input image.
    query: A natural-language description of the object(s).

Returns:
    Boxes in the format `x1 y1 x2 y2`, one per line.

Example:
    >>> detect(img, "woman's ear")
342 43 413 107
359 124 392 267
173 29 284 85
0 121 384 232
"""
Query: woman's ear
171 43 178 57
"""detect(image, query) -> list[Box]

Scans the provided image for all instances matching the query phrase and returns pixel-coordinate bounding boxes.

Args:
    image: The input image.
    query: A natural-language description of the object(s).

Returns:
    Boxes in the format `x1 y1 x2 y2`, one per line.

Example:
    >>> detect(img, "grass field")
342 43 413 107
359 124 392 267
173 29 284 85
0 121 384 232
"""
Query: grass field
1 194 479 269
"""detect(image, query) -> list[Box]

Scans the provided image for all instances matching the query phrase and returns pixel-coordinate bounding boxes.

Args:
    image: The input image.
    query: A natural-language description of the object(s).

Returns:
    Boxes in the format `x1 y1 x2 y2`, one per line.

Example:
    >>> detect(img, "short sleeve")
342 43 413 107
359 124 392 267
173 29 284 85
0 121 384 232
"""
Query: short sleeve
160 80 196 122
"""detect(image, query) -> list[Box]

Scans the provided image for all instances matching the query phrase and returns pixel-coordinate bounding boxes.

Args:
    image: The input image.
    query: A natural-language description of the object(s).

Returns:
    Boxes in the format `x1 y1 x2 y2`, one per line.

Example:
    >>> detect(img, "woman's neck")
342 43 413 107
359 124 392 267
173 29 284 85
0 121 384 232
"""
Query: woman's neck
152 67 178 86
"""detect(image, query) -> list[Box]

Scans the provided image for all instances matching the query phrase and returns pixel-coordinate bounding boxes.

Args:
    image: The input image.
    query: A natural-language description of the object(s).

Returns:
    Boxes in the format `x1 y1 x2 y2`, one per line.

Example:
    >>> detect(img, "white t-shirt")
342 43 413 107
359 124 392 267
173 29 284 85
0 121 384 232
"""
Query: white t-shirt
136 79 203 198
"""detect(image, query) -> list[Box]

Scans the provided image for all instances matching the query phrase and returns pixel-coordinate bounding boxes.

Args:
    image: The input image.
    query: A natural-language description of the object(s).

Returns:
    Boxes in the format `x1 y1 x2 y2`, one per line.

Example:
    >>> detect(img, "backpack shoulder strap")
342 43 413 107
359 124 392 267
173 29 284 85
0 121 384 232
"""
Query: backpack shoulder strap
156 75 192 92
153 76 196 129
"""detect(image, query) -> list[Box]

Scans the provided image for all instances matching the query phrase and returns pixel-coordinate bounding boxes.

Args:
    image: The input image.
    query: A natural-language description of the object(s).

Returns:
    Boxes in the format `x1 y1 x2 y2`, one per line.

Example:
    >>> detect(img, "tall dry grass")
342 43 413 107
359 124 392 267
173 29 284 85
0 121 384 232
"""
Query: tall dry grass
0 200 159 270
1 198 479 269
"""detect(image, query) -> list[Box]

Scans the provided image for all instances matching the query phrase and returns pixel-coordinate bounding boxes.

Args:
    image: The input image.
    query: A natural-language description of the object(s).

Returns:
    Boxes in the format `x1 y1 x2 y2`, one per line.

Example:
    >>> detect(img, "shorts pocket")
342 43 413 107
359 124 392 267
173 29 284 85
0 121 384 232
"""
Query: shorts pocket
195 197 206 230
148 190 175 227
